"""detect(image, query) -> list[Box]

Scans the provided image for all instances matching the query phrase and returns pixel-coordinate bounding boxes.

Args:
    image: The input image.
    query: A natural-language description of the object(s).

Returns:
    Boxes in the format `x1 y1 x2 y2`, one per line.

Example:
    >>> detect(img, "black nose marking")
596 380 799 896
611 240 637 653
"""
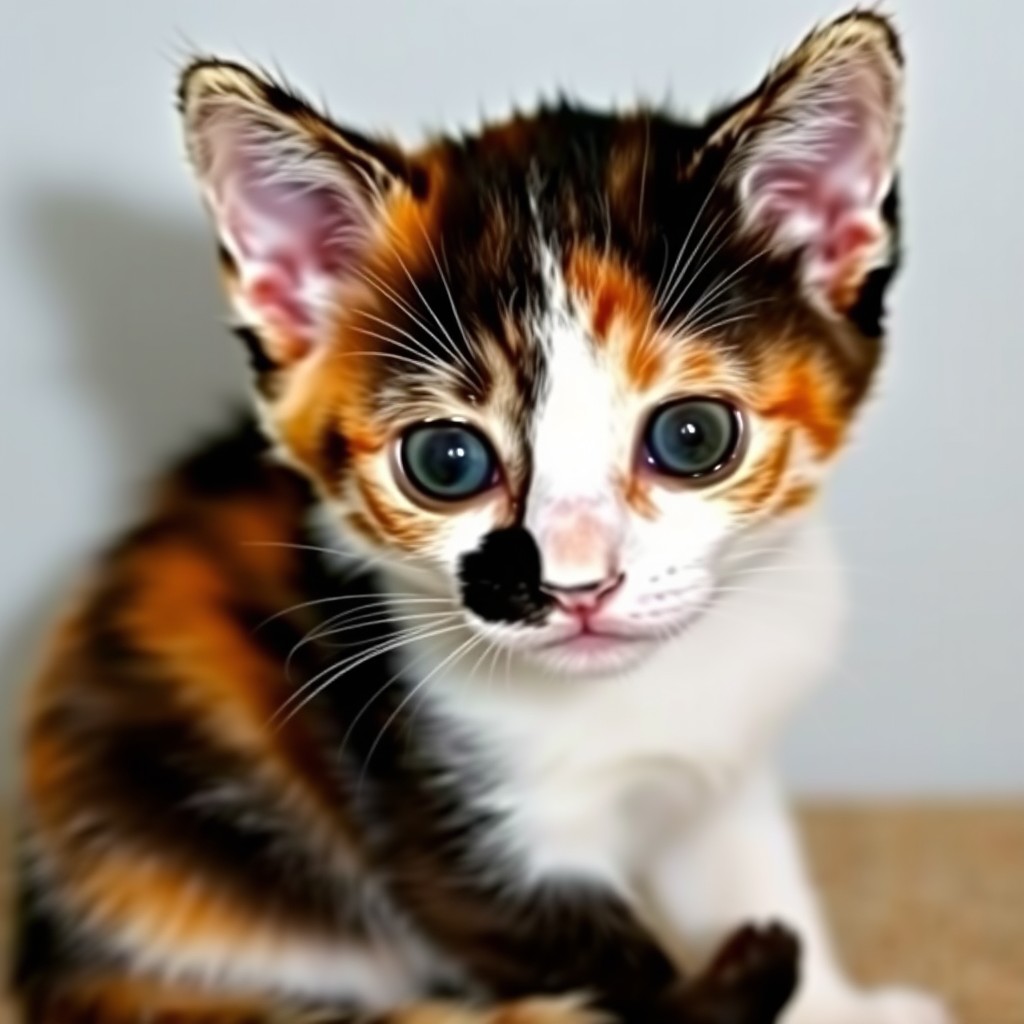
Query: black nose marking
458 527 551 625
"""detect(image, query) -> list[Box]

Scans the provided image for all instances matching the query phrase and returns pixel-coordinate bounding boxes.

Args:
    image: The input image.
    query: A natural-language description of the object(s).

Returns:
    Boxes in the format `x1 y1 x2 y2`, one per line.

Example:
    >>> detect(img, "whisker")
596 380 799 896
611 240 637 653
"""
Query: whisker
359 632 484 787
337 625 455 757
241 539 431 581
332 348 477 377
658 211 743 328
313 597 453 627
294 598 454 647
242 540 357 559
331 542 439 581
502 643 514 696
676 312 760 341
415 221 487 388
467 635 499 682
658 208 732 319
347 314 478 392
637 115 651 234
347 316 465 373
394 632 488 760
654 157 733 313
352 265 457 357
272 619 466 727
384 236 484 388
677 245 774 334
257 593 451 631
486 634 504 696
639 172 738 368
240 540 425 577
305 609 456 645
285 609 456 679
681 295 772 337
297 596 457 652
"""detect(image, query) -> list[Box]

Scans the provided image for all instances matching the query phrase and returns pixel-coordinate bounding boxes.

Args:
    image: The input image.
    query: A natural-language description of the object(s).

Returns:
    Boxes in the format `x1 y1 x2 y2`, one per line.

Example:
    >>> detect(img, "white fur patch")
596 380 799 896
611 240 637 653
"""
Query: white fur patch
412 516 845 893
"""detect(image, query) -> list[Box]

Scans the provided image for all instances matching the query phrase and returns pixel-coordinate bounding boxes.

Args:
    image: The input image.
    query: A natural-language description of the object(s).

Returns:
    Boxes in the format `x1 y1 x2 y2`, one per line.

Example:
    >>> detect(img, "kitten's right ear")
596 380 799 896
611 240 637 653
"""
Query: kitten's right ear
713 12 904 318
179 60 409 368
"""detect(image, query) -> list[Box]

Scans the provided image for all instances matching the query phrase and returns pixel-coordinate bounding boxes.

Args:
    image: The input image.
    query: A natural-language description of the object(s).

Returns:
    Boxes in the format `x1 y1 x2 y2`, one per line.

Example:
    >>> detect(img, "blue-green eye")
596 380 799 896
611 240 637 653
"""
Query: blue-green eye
399 421 498 503
643 398 743 481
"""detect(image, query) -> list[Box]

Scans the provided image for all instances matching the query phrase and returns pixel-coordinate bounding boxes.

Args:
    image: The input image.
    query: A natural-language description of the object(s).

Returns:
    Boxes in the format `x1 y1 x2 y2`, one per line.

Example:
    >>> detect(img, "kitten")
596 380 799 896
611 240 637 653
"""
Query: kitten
12 10 948 1024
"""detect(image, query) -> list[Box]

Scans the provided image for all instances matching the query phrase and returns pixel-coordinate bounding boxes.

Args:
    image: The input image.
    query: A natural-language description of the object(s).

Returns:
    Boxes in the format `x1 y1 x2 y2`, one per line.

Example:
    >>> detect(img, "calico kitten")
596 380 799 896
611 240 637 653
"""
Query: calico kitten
12 10 947 1024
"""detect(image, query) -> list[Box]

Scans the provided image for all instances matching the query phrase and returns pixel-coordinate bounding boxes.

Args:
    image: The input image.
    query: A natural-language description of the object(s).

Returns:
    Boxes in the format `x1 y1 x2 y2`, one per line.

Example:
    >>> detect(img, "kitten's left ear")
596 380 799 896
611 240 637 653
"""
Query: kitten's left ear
723 12 904 315
178 59 412 367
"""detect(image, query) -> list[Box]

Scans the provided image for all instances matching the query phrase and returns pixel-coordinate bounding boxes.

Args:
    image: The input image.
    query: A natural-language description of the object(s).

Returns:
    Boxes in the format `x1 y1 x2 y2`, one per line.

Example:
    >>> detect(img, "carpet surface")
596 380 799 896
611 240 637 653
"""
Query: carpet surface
2 804 1022 1022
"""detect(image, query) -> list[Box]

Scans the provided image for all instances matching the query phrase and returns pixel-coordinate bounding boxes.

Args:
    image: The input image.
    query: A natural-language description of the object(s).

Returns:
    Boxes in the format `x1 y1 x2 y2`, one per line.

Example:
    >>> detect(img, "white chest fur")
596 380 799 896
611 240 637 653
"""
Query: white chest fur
413 518 845 899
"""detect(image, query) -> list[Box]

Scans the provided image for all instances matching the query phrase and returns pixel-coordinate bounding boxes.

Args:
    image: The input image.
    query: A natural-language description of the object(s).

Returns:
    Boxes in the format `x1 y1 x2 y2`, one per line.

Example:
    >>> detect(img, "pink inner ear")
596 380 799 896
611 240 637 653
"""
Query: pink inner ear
743 82 888 302
205 109 370 348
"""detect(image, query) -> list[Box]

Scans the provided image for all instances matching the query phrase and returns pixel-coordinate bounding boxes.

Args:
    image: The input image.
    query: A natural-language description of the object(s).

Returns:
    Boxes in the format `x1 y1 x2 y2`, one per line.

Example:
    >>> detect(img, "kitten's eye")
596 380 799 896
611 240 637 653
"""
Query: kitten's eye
399 421 498 503
643 398 744 482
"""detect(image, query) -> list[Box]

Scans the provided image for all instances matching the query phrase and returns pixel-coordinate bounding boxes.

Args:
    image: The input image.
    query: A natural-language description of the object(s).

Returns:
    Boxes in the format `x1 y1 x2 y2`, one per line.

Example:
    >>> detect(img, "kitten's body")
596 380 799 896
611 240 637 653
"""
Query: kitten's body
12 11 949 1024
14 424 801 1023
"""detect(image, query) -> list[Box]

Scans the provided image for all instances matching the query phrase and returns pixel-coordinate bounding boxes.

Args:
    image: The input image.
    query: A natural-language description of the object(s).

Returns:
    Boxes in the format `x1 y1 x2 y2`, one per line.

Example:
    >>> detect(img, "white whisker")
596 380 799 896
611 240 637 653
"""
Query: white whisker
347 313 478 391
338 624 457 757
352 265 461 361
654 158 731 313
359 632 484 786
285 609 457 679
384 234 484 387
415 220 487 388
272 619 466 727
257 593 450 630
677 244 774 334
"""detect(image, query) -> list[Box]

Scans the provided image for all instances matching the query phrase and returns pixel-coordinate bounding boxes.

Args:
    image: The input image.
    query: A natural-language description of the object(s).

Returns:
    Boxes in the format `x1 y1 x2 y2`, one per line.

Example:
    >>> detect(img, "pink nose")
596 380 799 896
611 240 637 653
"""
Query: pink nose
539 505 620 592
541 573 625 617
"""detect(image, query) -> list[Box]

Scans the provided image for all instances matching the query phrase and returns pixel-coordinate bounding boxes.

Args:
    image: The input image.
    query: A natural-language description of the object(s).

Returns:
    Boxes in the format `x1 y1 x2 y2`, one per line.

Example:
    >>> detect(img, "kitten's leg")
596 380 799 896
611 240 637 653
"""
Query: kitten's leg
19 933 799 1024
648 767 951 1024
19 979 607 1024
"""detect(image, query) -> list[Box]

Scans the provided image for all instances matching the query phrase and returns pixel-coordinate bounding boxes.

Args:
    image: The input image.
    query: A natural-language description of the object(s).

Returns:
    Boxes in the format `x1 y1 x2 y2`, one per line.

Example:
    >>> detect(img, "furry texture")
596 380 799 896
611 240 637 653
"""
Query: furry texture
12 11 949 1024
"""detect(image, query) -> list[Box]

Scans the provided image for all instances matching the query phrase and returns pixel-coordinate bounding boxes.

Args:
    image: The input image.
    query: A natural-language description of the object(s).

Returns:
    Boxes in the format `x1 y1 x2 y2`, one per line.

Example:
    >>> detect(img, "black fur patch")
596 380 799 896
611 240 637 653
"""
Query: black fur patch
458 526 550 625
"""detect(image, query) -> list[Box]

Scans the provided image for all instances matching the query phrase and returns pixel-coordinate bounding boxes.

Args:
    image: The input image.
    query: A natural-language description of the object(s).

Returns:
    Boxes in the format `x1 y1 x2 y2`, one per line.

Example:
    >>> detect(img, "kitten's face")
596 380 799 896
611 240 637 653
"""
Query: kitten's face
181 12 903 674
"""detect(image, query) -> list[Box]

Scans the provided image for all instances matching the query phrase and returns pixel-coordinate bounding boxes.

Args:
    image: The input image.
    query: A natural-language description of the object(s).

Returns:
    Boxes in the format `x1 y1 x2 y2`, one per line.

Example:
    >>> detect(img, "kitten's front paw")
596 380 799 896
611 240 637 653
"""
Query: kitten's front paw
673 922 800 1023
786 986 952 1024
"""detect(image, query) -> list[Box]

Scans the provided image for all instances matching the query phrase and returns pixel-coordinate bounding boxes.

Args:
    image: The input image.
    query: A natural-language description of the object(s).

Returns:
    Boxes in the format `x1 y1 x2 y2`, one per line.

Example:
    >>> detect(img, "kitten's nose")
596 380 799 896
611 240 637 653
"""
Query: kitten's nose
541 573 625 616
537 503 621 593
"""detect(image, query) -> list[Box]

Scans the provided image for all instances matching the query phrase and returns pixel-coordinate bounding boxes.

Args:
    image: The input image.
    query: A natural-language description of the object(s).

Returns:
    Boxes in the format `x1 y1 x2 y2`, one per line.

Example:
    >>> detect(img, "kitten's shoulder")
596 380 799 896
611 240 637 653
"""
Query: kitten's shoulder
20 415 318 811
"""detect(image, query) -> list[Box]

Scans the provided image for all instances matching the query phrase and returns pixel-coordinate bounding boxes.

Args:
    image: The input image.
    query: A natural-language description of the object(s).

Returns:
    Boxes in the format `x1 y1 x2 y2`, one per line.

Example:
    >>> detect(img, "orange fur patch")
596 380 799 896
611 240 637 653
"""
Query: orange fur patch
724 432 793 514
69 853 312 961
756 358 845 458
565 246 662 389
356 471 432 550
117 540 285 735
777 482 817 514
677 343 723 382
621 470 658 520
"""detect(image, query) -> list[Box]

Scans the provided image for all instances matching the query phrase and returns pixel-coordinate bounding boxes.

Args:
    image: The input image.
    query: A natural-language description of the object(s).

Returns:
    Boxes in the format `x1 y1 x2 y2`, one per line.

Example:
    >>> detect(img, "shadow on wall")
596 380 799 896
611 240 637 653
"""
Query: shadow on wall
0 576 74 789
25 189 247 473
0 190 248 776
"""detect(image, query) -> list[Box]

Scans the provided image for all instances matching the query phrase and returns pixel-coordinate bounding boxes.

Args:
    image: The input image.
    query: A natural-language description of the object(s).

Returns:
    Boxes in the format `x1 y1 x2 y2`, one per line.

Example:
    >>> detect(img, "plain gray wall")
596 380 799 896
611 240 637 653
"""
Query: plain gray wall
2 0 1021 796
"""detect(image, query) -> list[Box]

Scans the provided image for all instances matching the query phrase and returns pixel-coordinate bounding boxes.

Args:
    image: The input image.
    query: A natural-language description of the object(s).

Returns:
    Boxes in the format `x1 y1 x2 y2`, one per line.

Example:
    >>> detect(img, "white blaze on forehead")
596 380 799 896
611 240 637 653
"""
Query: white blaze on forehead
525 240 626 582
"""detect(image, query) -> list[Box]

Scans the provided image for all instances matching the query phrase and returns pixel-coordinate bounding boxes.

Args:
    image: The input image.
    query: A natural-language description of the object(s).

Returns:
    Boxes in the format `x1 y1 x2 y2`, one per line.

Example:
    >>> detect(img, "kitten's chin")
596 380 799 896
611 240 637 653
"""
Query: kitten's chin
522 632 660 677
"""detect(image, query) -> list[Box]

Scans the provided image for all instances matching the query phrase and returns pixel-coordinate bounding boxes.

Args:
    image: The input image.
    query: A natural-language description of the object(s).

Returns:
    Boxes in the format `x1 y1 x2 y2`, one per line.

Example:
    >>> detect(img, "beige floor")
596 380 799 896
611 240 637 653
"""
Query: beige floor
2 805 1022 1022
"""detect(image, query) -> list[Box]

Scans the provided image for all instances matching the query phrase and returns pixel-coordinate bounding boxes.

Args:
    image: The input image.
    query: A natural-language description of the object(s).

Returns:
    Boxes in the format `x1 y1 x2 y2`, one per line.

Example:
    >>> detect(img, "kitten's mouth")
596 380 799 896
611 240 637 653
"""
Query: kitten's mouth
542 623 648 650
516 625 653 675
528 621 657 672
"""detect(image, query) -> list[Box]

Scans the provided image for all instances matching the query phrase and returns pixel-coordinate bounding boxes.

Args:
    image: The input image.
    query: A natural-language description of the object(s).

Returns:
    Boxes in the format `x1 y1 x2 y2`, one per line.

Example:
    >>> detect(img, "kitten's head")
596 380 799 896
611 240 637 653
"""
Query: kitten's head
179 11 903 675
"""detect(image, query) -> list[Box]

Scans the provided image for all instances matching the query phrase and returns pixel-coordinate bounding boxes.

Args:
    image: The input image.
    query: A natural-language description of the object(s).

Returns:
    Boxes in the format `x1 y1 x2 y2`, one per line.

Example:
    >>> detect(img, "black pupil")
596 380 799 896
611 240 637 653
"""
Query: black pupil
404 425 492 499
648 400 736 477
